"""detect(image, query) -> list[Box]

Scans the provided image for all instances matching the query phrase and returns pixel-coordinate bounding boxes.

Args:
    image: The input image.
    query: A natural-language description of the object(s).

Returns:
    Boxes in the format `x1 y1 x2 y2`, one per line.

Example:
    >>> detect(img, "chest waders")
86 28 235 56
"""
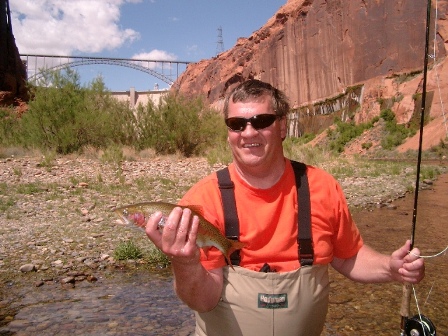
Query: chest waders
195 161 330 336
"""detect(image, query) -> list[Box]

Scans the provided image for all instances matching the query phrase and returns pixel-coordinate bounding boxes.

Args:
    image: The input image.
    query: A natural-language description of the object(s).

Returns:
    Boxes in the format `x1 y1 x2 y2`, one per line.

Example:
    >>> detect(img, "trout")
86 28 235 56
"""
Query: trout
113 201 245 267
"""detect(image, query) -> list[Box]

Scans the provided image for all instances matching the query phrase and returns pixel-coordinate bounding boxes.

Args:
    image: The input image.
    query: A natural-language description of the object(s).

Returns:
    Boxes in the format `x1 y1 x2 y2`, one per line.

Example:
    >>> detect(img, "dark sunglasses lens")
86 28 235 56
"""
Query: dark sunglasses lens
225 118 246 131
225 114 278 132
251 115 277 129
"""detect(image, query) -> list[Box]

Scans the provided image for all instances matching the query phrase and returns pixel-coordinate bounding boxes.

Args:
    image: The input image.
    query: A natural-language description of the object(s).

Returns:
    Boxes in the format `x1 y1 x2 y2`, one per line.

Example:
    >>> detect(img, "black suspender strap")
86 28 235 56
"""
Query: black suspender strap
217 161 314 267
291 161 314 266
216 168 241 266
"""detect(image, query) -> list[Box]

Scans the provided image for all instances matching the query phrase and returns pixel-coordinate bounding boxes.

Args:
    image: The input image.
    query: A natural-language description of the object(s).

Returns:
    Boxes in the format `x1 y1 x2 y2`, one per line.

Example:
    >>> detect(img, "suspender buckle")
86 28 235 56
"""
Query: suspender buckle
219 181 235 189
299 238 314 266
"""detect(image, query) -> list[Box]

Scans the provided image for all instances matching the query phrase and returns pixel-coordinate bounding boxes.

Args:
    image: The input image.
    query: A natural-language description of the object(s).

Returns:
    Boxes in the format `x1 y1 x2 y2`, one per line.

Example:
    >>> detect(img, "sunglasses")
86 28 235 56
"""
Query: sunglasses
225 114 279 132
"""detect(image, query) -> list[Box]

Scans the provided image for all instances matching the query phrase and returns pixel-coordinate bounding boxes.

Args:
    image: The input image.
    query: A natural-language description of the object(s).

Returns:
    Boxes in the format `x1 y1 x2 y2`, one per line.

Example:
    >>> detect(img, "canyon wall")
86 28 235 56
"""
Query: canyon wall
177 0 439 106
0 0 28 110
175 0 448 148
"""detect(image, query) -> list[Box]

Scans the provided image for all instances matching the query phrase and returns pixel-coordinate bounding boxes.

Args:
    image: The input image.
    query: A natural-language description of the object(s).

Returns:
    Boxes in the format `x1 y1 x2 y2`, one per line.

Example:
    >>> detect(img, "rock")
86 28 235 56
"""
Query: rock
60 276 75 284
19 264 36 272
100 254 110 261
35 280 44 287
174 0 448 149
51 260 64 267
0 9 28 109
178 0 429 105
87 275 98 282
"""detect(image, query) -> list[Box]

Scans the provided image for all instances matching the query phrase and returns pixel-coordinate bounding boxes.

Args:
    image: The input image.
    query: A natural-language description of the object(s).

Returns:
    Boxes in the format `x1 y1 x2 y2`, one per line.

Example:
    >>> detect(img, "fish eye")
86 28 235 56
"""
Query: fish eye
123 209 128 216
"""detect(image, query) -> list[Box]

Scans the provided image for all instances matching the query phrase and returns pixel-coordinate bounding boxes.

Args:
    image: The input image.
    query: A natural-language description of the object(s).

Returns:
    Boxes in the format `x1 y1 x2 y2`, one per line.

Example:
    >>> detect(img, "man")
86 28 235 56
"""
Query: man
145 79 425 335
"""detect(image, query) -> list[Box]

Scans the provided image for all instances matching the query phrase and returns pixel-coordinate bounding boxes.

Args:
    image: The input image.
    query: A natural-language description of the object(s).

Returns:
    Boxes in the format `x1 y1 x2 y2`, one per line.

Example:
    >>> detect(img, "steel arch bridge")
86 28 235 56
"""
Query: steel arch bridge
20 54 191 87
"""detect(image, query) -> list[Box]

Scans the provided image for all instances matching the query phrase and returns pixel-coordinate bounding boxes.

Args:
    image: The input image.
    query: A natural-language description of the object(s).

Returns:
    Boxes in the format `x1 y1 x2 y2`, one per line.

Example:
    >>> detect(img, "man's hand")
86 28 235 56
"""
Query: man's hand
145 206 201 265
390 240 425 284
145 206 223 312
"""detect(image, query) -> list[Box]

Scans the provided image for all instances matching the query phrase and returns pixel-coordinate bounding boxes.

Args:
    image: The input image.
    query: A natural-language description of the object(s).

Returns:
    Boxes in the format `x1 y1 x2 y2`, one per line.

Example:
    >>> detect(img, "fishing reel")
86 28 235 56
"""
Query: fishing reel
404 314 436 336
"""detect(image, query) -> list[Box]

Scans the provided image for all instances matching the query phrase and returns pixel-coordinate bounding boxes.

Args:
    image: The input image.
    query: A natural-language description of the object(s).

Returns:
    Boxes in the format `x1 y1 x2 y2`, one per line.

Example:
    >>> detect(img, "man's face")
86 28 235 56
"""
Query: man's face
226 96 287 171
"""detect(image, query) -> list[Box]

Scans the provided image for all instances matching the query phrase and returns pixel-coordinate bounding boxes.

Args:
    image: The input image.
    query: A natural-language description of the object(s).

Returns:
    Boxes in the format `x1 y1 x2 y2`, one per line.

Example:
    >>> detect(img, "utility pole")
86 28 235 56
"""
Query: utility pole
216 26 224 55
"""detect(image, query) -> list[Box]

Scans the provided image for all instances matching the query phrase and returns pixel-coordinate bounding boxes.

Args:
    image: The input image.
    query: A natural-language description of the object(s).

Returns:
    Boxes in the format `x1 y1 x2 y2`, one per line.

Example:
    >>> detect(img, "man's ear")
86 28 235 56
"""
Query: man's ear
280 116 287 141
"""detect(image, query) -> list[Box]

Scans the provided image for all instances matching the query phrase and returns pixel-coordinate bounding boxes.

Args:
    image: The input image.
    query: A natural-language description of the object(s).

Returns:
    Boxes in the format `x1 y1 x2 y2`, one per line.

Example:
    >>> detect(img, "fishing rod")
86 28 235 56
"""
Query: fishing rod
399 0 437 335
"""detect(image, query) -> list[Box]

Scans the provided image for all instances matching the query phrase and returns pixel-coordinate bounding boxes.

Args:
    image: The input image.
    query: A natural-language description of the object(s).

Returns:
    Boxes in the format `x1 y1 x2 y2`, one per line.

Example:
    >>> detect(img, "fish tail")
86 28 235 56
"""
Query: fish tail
225 241 246 270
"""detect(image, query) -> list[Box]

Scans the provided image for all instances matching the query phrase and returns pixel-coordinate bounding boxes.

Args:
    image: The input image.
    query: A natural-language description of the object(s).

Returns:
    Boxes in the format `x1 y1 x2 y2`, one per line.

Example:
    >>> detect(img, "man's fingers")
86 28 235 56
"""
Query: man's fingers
145 211 164 247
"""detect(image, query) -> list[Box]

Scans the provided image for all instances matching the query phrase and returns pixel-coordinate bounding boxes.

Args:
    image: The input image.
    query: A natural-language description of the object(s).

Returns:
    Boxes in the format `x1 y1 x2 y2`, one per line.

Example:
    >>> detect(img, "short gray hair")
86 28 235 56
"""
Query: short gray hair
223 79 290 118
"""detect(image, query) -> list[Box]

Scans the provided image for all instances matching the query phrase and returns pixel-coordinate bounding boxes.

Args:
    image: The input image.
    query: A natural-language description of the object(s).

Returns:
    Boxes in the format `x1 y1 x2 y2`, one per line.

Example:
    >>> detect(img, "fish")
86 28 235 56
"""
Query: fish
113 201 246 267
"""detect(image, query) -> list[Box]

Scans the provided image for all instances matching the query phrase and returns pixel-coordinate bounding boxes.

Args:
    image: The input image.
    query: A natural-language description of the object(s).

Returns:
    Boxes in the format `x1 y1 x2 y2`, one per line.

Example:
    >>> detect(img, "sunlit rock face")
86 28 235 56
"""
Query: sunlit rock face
174 0 448 149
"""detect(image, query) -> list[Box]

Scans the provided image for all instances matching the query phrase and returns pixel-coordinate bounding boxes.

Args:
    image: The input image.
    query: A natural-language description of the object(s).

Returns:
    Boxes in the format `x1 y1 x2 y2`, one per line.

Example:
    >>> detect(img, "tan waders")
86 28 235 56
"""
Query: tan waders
195 264 329 336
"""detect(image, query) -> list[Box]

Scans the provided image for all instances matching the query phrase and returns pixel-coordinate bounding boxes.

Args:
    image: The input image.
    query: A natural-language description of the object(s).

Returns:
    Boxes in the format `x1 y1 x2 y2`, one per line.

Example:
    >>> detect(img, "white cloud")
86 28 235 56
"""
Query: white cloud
10 0 140 55
132 50 177 70
132 50 177 61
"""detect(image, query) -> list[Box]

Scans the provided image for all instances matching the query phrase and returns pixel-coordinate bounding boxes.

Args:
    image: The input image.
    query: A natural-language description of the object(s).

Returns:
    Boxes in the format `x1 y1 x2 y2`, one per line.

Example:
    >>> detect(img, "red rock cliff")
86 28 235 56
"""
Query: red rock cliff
177 0 436 105
0 0 28 109
175 0 448 149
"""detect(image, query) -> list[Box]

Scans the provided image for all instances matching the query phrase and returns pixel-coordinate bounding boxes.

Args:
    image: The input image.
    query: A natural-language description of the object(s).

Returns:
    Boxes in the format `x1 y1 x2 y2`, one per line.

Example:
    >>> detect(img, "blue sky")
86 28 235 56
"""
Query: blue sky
11 0 286 91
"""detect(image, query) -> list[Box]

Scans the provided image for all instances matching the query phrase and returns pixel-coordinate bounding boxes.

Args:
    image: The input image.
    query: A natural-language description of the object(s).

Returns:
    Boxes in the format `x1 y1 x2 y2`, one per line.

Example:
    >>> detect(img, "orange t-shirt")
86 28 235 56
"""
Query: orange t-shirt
180 160 363 272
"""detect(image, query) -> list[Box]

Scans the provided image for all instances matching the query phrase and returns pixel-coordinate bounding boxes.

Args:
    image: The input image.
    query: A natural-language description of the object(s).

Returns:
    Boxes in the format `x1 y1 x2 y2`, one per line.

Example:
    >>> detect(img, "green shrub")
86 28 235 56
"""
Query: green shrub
114 240 143 260
380 109 395 122
134 92 227 157
361 142 372 150
0 107 20 146
379 109 416 150
327 118 374 153
17 68 136 154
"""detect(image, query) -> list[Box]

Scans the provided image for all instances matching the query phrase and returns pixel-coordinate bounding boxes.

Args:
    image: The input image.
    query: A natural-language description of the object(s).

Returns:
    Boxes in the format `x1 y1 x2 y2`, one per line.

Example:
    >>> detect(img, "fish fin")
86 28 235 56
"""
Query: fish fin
224 241 246 271
185 205 205 216
224 254 235 271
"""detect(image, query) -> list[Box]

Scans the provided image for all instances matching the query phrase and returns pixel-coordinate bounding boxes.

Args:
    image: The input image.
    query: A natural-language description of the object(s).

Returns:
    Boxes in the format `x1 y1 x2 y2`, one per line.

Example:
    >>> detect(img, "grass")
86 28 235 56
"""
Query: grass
114 240 144 260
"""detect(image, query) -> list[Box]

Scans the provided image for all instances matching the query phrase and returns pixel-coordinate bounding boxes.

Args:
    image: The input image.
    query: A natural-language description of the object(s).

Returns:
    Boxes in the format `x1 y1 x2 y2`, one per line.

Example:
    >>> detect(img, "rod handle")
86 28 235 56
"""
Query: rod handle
400 283 412 331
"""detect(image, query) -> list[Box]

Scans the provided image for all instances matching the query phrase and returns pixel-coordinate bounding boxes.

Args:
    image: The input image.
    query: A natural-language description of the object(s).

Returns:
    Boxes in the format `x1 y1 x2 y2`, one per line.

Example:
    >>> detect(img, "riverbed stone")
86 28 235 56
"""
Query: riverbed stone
19 264 36 272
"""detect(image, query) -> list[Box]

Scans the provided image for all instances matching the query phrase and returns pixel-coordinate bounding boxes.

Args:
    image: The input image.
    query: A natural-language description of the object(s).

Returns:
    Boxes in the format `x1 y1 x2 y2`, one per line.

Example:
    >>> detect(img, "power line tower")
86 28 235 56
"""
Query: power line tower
216 26 224 55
